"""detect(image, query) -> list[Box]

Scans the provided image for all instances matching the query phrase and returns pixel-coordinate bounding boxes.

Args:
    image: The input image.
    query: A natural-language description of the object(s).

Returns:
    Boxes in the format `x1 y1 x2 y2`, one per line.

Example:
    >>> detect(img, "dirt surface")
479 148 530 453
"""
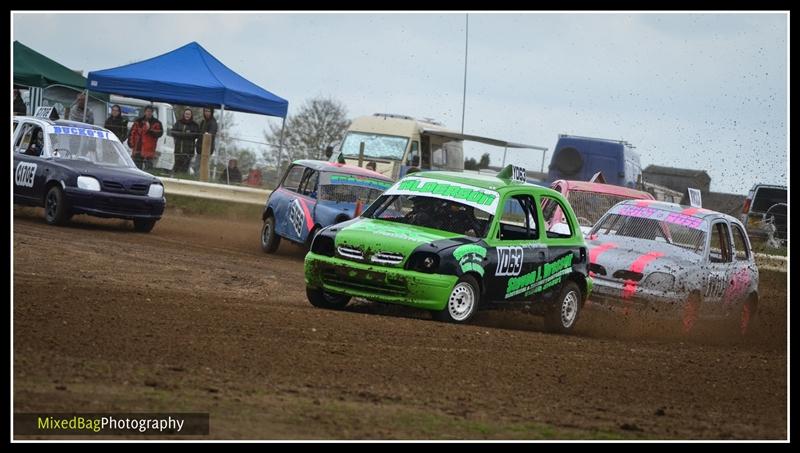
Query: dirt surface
13 207 788 440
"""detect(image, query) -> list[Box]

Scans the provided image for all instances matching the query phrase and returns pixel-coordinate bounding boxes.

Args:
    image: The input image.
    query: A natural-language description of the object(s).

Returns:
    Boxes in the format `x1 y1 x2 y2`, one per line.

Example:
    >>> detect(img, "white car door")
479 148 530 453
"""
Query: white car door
702 220 734 316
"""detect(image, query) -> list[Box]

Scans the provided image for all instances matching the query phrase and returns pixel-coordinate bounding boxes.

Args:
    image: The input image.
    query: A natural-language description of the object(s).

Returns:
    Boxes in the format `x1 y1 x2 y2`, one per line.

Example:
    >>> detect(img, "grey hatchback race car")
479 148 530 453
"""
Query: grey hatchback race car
586 200 758 335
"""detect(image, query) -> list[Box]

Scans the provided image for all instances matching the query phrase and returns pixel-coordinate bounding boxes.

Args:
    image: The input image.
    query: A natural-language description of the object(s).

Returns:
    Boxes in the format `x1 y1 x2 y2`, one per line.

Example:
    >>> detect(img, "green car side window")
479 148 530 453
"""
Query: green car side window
540 195 574 238
497 194 539 241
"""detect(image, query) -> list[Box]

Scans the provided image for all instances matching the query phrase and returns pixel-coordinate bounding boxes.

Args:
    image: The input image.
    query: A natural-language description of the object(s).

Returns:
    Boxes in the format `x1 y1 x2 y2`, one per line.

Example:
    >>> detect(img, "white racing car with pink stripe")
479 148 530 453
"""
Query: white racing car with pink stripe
585 200 759 335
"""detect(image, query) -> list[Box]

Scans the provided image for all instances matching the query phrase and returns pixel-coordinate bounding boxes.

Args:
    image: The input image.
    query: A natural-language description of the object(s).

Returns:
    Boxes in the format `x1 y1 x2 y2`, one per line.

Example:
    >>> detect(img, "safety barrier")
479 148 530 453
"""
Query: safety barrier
754 253 788 273
162 177 270 206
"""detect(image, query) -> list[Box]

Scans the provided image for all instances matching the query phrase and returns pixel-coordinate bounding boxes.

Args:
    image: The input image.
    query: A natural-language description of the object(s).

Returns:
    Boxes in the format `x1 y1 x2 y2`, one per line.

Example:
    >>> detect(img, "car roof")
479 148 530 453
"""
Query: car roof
555 180 654 199
410 170 561 195
51 119 110 131
292 159 393 180
751 183 787 191
616 199 743 225
15 116 111 132
15 116 121 143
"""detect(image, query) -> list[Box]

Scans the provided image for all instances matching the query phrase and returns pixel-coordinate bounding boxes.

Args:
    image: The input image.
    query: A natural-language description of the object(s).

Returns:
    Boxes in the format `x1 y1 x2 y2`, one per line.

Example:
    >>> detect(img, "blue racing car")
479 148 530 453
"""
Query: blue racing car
13 116 166 232
260 160 393 252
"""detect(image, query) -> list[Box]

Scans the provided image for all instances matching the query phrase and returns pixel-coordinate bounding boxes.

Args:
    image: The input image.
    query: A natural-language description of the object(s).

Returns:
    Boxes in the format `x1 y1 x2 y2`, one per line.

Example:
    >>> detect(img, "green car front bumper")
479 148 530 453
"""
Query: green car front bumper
304 252 458 311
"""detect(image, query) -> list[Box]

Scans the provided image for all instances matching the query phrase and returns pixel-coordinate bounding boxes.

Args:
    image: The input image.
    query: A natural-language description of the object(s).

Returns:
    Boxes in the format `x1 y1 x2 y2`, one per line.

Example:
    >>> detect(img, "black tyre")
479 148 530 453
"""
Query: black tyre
544 280 582 334
306 287 351 309
261 215 280 253
44 185 70 226
433 275 481 323
133 219 157 233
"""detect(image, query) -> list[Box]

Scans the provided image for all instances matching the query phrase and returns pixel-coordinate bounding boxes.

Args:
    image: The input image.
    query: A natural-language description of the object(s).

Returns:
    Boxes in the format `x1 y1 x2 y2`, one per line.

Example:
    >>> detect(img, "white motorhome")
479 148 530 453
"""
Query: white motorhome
335 113 547 181
335 113 464 180
108 95 176 170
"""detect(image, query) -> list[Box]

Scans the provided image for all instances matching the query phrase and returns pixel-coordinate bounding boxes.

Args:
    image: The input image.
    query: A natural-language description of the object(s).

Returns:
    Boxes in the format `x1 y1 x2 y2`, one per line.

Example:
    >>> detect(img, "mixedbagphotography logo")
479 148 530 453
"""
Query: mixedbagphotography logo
14 413 209 436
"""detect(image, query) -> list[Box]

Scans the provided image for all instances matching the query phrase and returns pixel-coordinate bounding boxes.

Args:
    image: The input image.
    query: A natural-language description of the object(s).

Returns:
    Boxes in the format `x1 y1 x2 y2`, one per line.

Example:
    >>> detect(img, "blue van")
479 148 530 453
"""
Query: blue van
546 134 642 187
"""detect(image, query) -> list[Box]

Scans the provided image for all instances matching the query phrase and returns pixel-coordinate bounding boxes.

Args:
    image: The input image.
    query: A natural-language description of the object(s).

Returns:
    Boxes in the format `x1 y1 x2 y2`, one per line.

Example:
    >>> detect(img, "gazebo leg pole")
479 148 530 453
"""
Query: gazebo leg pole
276 116 286 187
28 86 38 114
82 89 89 122
220 104 227 184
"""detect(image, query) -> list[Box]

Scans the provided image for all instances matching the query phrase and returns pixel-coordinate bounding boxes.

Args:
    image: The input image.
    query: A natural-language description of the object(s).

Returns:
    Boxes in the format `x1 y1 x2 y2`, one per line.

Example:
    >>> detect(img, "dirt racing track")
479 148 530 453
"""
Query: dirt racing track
13 207 787 439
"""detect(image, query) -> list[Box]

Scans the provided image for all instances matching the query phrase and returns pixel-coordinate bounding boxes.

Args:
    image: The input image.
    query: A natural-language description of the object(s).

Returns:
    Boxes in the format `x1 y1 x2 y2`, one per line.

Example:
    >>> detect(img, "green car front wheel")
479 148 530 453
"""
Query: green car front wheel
433 275 481 323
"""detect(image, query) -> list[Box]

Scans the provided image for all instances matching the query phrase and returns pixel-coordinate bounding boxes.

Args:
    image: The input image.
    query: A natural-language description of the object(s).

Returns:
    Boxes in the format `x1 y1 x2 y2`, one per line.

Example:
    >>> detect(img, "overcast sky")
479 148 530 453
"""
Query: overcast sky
12 12 788 194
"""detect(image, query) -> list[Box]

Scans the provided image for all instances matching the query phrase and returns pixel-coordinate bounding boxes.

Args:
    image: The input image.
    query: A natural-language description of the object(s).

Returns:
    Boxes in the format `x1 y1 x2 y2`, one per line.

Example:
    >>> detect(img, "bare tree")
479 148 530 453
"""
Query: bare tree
216 111 237 151
263 96 350 168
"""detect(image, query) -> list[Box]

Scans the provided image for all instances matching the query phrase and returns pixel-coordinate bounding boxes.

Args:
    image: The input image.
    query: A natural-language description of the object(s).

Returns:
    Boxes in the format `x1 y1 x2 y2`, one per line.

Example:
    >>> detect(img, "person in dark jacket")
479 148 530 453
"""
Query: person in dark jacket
13 89 27 115
104 104 128 142
170 108 200 175
193 107 218 174
219 159 242 184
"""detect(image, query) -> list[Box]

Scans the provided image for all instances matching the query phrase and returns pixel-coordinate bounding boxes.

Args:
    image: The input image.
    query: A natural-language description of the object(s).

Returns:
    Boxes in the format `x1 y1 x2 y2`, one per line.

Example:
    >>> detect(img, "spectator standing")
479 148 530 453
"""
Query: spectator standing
219 159 242 184
170 108 200 175
13 89 27 115
69 92 94 124
193 107 218 174
127 105 163 171
104 104 128 142
244 168 263 186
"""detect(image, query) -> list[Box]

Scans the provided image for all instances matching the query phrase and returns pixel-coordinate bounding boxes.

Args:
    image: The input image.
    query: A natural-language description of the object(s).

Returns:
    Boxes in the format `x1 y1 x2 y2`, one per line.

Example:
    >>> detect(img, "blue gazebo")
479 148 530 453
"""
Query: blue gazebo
87 42 289 181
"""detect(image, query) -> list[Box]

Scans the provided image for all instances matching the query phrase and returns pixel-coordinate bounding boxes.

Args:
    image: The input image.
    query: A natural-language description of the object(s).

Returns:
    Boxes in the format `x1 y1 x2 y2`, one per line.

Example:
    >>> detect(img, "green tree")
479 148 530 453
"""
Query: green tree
478 153 491 169
464 157 479 170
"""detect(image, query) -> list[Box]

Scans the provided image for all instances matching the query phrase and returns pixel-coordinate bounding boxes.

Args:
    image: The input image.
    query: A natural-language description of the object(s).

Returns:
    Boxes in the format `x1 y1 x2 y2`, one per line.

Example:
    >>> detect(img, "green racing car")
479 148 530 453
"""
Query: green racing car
304 165 593 333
